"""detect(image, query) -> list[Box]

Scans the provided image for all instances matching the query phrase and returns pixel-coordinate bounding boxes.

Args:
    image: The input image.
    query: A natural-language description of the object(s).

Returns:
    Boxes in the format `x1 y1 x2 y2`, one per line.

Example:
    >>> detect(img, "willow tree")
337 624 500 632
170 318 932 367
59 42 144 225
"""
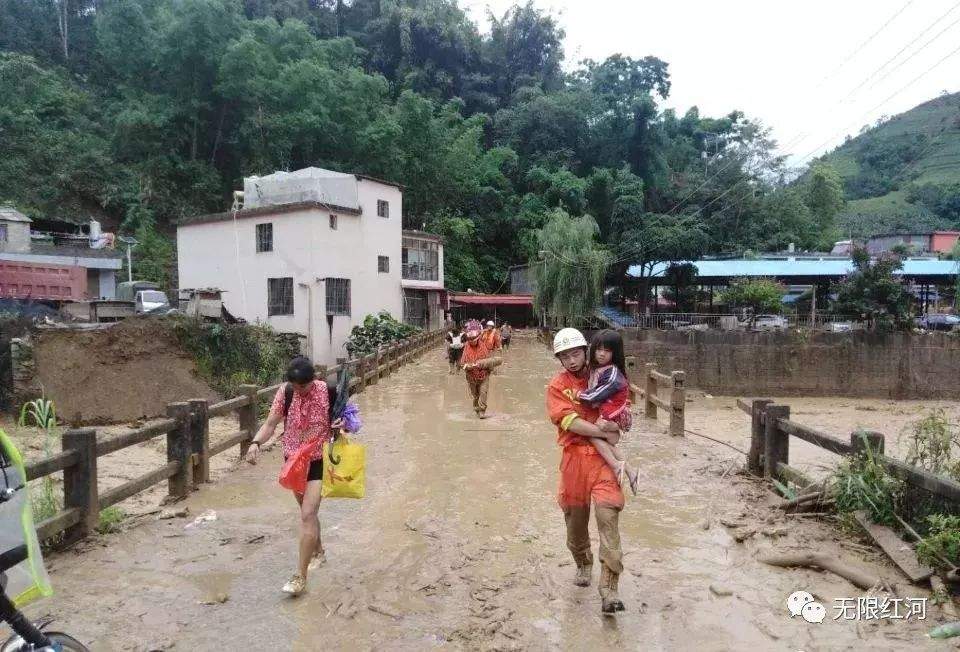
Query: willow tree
533 209 611 325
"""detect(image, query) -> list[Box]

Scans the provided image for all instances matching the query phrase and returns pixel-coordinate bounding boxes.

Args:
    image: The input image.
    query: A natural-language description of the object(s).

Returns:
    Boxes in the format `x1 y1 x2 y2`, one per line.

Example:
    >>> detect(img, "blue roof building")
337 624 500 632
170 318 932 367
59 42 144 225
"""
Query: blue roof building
627 257 959 284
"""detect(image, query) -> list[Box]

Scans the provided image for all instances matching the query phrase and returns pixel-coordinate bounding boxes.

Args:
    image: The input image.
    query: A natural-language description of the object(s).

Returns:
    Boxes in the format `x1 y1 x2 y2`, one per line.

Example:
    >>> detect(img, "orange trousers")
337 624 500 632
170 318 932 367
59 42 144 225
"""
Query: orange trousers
558 444 624 574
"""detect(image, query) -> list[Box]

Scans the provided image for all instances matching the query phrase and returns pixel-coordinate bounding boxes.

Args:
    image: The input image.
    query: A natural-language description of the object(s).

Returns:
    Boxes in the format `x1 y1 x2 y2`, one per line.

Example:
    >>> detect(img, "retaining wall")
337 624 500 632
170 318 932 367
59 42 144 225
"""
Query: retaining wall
623 329 960 399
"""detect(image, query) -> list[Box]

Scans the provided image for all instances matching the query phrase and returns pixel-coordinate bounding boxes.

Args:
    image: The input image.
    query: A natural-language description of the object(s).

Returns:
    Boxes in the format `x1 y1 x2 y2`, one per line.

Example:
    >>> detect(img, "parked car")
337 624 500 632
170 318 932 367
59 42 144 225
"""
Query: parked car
916 314 960 332
748 315 789 331
135 290 170 314
825 321 854 332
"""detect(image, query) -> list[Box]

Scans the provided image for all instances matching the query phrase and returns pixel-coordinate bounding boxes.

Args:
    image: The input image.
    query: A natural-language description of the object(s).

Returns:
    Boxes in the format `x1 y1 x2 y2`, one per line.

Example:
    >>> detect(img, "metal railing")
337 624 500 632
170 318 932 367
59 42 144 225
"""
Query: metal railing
401 263 439 282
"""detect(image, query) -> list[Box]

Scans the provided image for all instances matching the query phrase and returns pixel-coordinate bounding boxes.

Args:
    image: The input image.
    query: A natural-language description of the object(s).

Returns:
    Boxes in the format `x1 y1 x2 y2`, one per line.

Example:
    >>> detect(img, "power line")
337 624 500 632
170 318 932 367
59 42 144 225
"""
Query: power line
840 0 960 103
796 41 960 166
869 8 960 90
811 0 918 90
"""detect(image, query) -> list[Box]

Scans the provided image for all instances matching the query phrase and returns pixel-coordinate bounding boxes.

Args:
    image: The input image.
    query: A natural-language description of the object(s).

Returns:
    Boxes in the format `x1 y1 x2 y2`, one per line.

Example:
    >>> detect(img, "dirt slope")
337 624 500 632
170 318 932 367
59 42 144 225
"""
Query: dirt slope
32 317 218 425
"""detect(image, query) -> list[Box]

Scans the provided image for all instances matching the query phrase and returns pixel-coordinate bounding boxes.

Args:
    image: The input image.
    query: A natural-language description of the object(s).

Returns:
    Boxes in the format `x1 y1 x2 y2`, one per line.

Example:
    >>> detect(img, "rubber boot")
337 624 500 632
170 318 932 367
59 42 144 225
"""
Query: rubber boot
574 562 593 587
599 564 625 614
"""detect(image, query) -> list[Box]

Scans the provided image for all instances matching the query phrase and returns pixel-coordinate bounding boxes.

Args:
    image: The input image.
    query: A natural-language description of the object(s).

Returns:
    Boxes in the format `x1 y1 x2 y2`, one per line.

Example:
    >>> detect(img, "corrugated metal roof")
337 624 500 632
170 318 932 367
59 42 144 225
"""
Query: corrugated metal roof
628 258 960 279
0 207 31 223
449 293 533 306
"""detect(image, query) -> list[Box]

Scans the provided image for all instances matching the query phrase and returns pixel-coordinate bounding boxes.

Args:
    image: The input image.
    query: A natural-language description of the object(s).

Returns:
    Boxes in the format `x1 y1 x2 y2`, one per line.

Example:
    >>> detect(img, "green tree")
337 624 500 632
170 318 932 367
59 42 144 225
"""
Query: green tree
804 163 845 245
662 262 699 312
533 209 610 324
719 278 785 322
615 213 708 310
831 247 913 331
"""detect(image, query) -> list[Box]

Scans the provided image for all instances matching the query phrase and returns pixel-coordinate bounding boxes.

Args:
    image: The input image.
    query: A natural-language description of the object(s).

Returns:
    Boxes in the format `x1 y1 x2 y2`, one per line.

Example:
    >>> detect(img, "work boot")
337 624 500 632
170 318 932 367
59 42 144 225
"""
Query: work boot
599 565 625 614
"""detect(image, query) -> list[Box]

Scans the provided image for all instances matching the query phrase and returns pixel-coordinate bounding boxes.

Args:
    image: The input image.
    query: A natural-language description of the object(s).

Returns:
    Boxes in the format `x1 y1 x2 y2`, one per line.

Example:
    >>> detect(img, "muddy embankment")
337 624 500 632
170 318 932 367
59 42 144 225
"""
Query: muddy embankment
28 318 218 425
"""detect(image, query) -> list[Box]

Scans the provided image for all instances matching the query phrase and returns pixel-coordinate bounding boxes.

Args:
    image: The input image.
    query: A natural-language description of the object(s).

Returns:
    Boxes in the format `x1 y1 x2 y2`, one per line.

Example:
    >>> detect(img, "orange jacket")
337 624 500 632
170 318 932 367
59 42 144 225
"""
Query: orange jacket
546 369 601 449
481 328 501 350
461 337 496 380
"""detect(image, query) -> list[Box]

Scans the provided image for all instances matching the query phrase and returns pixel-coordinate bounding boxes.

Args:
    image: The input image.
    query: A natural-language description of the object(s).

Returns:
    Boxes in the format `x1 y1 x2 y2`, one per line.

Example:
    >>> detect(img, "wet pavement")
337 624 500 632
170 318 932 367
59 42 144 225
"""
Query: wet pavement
15 335 951 650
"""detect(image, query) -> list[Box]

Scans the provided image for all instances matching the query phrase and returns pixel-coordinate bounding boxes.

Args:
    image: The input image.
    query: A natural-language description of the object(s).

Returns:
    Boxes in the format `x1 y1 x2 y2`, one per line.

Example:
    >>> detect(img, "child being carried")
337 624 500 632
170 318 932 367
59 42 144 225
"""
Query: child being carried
577 329 638 494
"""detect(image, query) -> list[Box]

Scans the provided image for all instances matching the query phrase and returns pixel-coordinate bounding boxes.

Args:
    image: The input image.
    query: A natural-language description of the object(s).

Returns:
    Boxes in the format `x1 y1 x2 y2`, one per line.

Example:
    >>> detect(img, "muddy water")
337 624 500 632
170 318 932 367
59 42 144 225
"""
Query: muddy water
14 335 949 651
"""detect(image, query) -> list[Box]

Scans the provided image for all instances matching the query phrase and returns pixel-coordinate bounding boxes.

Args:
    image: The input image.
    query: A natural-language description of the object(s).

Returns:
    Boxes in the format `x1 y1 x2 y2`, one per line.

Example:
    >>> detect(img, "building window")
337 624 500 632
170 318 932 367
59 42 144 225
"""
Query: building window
377 200 389 218
267 277 293 316
378 256 390 273
325 278 350 316
256 223 273 253
329 214 337 230
402 237 439 281
0 224 7 242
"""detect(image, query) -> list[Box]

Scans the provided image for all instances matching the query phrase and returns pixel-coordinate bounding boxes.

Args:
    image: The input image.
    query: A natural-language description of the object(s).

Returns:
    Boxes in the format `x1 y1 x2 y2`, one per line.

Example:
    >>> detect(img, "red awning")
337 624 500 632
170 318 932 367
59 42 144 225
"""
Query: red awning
449 293 533 306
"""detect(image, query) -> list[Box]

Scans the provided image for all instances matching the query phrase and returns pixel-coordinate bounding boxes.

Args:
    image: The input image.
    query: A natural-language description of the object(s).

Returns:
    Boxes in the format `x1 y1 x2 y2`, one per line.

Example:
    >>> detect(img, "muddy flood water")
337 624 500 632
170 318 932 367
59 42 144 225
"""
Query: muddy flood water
9 335 956 651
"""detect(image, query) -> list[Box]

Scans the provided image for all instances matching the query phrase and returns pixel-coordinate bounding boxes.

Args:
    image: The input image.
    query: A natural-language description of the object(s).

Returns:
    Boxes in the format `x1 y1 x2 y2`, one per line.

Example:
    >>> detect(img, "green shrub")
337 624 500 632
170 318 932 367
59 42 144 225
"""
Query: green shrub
345 312 419 358
172 317 299 397
917 514 960 570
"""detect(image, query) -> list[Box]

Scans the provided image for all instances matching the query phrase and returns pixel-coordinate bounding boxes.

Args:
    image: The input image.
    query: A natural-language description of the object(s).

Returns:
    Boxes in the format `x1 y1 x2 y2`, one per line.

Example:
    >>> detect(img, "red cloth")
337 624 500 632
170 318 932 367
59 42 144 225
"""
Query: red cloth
269 380 330 462
545 369 624 510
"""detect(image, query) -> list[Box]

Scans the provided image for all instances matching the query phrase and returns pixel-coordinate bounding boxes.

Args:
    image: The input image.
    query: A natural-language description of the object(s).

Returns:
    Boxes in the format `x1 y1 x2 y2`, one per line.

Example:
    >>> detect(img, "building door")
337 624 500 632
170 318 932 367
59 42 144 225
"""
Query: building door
403 289 428 329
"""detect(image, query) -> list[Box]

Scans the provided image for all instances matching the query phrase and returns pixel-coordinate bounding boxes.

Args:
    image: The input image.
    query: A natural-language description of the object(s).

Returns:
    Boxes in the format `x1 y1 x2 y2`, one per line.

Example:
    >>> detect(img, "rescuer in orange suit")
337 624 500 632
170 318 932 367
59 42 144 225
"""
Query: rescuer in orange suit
546 327 626 614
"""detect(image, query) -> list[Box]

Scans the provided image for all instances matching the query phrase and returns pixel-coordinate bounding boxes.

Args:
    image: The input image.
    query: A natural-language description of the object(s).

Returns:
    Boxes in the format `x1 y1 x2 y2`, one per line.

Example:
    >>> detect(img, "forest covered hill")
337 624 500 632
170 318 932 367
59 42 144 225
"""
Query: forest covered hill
0 0 925 291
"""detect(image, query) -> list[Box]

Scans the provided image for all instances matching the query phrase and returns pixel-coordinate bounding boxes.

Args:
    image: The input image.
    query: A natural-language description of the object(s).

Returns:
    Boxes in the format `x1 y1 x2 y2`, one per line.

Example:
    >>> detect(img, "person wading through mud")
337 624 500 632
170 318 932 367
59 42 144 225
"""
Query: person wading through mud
546 328 627 614
461 319 502 418
245 356 354 596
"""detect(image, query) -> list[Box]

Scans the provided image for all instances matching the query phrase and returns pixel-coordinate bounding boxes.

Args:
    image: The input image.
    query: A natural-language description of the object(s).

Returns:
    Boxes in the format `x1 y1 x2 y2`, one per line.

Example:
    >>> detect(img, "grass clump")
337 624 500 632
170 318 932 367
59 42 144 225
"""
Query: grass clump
19 397 60 523
832 432 903 526
97 506 125 534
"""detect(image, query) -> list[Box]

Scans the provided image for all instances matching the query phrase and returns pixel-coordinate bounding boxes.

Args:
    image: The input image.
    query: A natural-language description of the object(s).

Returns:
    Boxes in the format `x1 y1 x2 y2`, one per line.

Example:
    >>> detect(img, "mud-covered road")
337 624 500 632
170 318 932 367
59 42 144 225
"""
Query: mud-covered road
16 335 951 651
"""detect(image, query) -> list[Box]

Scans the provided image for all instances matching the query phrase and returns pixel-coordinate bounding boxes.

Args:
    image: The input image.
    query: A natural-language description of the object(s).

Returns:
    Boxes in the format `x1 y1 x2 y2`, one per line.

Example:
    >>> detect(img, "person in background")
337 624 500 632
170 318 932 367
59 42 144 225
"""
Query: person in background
461 319 502 418
481 320 502 351
500 322 513 350
245 356 358 596
445 325 465 374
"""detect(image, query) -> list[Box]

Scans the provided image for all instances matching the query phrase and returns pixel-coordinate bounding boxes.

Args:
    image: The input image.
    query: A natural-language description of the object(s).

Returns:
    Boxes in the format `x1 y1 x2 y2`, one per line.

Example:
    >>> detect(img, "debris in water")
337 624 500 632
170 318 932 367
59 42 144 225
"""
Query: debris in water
185 510 217 529
928 621 960 639
245 535 265 544
199 592 229 605
158 507 190 520
733 528 757 543
368 604 402 620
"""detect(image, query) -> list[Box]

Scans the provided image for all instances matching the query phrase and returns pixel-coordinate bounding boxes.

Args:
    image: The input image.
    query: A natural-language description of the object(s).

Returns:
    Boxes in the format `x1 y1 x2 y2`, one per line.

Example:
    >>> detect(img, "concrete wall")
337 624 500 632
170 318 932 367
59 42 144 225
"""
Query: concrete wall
177 179 403 365
0 221 31 254
623 329 960 399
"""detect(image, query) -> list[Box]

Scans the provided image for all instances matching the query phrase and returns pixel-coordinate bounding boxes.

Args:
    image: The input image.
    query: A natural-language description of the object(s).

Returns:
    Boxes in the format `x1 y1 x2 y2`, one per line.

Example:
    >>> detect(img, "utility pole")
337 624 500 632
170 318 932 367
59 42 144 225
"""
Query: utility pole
810 283 817 327
118 236 139 283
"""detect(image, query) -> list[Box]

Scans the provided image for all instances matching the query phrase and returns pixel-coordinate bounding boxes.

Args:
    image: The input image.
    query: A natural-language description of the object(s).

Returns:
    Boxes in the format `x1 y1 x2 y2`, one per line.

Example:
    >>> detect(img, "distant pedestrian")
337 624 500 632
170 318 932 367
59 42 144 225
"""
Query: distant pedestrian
245 356 359 596
445 326 465 374
501 322 513 350
481 320 502 351
461 319 502 418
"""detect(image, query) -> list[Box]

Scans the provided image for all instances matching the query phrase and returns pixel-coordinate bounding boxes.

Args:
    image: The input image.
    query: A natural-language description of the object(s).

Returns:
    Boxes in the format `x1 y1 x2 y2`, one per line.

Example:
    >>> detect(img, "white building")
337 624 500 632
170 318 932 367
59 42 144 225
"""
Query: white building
177 168 444 364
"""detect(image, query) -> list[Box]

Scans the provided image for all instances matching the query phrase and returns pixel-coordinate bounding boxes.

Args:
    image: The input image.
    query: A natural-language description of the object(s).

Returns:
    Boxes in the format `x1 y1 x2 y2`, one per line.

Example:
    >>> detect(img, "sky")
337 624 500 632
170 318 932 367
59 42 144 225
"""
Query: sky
462 0 960 167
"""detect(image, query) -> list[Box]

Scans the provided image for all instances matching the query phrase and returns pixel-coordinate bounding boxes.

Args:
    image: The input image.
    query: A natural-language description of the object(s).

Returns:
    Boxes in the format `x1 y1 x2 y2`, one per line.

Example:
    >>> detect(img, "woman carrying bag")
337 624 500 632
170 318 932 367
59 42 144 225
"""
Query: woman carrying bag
245 356 359 596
